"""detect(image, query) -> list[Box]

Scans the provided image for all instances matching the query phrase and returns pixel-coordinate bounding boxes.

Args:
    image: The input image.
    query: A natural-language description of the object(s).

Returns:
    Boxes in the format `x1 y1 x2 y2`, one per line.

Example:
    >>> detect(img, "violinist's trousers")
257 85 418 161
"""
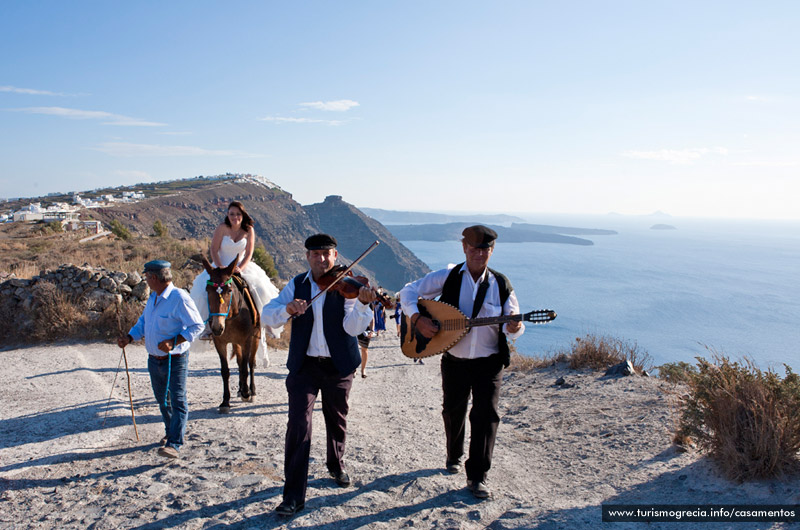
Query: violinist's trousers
282 355 354 504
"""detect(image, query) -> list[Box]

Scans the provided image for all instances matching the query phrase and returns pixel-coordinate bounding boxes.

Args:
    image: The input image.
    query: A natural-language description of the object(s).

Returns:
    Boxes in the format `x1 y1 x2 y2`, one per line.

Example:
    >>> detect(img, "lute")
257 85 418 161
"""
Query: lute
400 298 557 359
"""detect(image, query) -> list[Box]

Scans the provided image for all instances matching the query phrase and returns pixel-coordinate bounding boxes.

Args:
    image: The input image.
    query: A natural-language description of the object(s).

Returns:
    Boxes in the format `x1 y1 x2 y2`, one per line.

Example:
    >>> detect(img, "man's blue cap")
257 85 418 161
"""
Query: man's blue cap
143 260 171 273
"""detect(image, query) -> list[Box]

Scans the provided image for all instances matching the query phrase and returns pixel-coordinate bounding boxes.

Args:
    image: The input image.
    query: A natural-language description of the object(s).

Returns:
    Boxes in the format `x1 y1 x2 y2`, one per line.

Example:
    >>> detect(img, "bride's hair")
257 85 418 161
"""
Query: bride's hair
224 201 254 231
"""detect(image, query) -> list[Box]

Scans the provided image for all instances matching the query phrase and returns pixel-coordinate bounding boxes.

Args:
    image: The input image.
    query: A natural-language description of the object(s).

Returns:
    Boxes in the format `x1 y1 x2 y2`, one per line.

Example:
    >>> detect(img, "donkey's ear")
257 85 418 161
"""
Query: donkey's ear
224 258 237 275
201 256 213 274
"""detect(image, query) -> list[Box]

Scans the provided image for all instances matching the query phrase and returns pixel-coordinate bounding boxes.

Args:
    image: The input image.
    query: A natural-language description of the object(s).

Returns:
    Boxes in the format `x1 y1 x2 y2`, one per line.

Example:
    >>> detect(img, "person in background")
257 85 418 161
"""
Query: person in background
117 260 204 459
358 310 376 379
399 225 524 499
393 296 402 337
262 234 376 516
373 299 386 336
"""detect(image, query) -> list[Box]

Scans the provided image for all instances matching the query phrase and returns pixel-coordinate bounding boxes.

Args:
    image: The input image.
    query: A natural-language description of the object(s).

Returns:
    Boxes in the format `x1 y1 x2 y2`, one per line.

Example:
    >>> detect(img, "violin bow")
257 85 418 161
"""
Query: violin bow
308 240 381 305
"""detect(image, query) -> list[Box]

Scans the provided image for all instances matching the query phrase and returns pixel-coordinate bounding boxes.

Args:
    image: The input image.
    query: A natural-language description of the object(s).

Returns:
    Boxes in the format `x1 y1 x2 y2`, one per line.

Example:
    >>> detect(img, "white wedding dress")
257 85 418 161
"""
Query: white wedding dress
190 235 282 364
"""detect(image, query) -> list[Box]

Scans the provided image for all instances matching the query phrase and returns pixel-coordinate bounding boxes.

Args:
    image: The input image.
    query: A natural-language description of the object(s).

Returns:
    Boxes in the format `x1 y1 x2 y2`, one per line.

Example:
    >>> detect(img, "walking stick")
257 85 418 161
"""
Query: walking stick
116 301 140 442
102 351 124 427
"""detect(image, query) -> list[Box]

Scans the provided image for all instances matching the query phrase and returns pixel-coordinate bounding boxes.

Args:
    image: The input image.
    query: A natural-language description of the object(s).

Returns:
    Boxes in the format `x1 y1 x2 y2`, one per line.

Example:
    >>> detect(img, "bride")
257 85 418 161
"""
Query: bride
190 201 282 362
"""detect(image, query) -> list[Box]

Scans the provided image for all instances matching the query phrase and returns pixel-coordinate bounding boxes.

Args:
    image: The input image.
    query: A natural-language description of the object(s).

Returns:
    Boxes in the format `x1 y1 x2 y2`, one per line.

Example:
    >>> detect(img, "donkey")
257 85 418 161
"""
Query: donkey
202 257 260 413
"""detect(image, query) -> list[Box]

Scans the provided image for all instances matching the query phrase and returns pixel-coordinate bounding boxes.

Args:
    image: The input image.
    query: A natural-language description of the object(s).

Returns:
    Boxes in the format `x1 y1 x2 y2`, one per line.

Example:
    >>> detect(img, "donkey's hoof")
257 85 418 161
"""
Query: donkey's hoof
241 395 254 403
219 405 231 414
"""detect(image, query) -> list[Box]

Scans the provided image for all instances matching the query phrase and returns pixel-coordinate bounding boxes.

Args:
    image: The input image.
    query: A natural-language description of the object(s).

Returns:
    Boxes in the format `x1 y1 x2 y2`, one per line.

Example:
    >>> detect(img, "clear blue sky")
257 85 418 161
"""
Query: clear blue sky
2 1 799 219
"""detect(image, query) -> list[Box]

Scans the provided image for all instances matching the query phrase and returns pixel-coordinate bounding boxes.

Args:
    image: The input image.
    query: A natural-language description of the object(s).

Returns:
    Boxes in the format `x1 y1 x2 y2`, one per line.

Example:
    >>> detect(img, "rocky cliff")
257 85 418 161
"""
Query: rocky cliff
304 196 430 291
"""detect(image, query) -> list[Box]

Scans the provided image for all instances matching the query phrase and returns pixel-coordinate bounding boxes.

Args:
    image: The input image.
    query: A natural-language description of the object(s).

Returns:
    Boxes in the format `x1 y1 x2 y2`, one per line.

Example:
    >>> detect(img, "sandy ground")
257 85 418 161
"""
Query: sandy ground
1 333 798 529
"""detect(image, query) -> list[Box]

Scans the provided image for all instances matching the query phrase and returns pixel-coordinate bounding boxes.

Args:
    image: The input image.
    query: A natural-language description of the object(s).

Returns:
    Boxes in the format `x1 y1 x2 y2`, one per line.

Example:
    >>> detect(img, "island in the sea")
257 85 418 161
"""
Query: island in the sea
650 224 677 230
363 210 618 246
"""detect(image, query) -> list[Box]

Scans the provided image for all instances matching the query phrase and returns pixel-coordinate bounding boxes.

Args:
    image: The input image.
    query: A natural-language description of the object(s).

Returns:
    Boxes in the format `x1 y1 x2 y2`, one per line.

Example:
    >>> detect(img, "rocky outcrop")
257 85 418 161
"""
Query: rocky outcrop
304 196 431 291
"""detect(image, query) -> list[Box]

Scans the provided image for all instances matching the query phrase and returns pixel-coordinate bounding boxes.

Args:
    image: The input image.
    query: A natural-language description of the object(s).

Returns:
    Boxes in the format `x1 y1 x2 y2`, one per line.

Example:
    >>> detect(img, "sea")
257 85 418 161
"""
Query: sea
400 215 800 372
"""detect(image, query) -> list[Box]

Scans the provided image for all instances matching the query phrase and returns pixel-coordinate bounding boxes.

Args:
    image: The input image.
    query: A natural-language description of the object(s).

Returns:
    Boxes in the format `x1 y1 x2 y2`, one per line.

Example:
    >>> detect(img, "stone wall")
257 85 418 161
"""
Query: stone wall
0 264 150 314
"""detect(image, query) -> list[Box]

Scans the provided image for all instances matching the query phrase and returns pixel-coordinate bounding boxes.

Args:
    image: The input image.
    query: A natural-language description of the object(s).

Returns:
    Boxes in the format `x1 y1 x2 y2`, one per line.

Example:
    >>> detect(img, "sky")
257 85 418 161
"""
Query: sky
2 1 799 220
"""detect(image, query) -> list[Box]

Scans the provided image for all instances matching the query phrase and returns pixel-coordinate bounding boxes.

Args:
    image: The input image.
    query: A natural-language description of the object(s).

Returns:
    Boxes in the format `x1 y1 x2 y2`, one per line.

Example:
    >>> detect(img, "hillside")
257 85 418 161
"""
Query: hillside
64 178 426 290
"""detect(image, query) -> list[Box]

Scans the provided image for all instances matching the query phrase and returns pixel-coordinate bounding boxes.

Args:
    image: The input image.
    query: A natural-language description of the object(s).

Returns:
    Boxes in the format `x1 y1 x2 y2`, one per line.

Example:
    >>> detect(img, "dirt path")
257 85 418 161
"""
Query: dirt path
1 335 796 529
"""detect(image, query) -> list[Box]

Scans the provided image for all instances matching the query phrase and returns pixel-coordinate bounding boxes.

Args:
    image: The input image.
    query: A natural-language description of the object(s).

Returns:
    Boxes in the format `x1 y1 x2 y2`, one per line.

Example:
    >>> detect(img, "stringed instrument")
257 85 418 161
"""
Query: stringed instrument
400 298 556 359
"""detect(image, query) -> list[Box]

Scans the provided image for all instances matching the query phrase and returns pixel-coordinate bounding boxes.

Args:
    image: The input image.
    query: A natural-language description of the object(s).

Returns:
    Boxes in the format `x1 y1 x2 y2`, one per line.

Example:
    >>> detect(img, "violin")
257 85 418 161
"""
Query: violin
316 265 395 309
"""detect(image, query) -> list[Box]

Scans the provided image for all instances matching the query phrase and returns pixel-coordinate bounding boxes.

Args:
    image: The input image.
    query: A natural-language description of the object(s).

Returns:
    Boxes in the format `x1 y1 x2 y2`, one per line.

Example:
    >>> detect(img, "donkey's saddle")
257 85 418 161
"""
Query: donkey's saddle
231 273 259 327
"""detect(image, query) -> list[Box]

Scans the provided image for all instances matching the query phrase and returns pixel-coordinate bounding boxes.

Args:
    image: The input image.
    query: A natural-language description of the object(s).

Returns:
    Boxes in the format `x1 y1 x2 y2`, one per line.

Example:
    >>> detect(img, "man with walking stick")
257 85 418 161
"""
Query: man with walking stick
117 260 204 459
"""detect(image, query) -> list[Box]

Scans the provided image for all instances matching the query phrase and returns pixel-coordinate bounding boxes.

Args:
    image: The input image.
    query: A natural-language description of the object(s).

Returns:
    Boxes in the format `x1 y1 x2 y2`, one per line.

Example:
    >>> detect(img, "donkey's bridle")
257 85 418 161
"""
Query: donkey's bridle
207 277 234 318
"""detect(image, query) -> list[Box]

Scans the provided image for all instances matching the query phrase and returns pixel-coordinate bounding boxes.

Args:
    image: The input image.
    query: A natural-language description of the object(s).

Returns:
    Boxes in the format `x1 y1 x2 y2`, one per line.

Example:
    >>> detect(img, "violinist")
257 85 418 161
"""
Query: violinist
399 225 524 500
261 233 376 517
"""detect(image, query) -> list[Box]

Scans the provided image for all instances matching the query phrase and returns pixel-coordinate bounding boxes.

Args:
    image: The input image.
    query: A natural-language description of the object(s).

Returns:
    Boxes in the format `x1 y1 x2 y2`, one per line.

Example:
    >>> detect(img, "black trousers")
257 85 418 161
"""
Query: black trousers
441 352 503 483
283 357 354 503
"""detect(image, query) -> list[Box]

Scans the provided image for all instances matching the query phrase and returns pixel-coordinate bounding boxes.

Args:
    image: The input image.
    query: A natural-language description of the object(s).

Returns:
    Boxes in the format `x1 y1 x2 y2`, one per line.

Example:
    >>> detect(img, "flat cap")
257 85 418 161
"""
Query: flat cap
305 233 338 250
143 259 171 272
462 225 497 248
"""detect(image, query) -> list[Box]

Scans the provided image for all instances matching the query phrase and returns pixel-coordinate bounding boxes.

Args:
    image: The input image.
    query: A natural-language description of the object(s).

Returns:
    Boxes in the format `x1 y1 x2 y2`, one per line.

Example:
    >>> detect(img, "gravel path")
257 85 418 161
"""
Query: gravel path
1 334 796 529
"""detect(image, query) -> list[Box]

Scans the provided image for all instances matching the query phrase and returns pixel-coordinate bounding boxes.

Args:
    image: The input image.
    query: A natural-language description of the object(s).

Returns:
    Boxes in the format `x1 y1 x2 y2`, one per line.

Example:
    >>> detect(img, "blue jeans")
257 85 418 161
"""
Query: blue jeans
148 353 189 450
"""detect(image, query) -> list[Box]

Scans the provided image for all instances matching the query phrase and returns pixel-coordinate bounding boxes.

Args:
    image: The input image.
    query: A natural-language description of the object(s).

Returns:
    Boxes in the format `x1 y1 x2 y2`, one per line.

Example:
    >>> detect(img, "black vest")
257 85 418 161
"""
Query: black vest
439 263 513 367
287 273 361 376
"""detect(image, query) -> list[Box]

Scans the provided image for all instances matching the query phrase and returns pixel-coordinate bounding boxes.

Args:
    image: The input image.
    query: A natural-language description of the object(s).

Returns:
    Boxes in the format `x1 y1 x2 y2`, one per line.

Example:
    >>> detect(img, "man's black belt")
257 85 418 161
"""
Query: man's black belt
306 356 334 363
150 353 183 361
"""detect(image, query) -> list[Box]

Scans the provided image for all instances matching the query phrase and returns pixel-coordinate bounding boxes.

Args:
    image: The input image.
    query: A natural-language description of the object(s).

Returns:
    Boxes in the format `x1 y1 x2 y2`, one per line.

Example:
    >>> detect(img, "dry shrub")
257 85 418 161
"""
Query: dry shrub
18 282 144 343
564 334 652 373
507 346 570 373
88 299 144 342
507 352 550 372
29 281 89 341
0 228 204 291
7 261 39 280
675 353 800 481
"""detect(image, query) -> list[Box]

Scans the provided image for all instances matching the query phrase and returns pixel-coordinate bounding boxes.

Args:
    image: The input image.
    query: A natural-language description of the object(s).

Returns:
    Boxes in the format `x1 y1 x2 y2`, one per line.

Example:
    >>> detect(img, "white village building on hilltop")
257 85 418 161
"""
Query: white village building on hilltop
11 190 147 229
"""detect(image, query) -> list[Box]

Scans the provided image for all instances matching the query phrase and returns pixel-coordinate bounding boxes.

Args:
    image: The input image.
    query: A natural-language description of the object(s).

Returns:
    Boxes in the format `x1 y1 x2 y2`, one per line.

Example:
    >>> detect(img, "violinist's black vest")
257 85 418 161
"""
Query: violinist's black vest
439 263 513 367
287 273 361 376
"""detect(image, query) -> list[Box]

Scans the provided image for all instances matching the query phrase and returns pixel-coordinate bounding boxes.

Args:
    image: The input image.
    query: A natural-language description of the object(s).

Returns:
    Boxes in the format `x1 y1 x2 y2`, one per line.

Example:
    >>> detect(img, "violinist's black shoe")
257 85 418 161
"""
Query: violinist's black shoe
446 460 462 474
467 479 491 499
329 468 351 487
275 499 304 516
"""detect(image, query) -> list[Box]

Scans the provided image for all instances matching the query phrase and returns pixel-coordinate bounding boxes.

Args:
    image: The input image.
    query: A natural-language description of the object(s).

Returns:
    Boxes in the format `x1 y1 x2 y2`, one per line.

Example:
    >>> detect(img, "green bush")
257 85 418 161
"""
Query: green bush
657 361 697 385
109 220 132 241
675 354 800 481
252 245 278 280
153 219 169 238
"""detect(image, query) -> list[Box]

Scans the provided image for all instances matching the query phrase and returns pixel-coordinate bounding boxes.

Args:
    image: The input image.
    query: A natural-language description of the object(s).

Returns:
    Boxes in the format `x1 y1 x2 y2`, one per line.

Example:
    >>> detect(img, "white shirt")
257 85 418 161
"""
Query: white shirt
399 264 524 359
261 271 374 358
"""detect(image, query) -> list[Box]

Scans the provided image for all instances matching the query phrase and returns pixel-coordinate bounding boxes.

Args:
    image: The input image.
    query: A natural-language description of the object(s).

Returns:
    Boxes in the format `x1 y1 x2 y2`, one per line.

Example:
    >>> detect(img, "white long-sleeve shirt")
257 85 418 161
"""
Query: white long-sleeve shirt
261 271 374 358
399 264 524 359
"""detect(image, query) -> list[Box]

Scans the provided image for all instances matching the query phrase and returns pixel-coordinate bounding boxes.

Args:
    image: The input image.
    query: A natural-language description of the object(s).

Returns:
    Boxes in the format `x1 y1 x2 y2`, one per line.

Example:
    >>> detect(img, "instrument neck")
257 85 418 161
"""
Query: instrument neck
468 313 521 328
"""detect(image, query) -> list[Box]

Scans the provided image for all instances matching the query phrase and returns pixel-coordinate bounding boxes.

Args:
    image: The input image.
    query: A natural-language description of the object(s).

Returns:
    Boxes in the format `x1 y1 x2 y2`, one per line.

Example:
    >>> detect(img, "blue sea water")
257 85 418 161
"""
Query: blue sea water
401 216 800 371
